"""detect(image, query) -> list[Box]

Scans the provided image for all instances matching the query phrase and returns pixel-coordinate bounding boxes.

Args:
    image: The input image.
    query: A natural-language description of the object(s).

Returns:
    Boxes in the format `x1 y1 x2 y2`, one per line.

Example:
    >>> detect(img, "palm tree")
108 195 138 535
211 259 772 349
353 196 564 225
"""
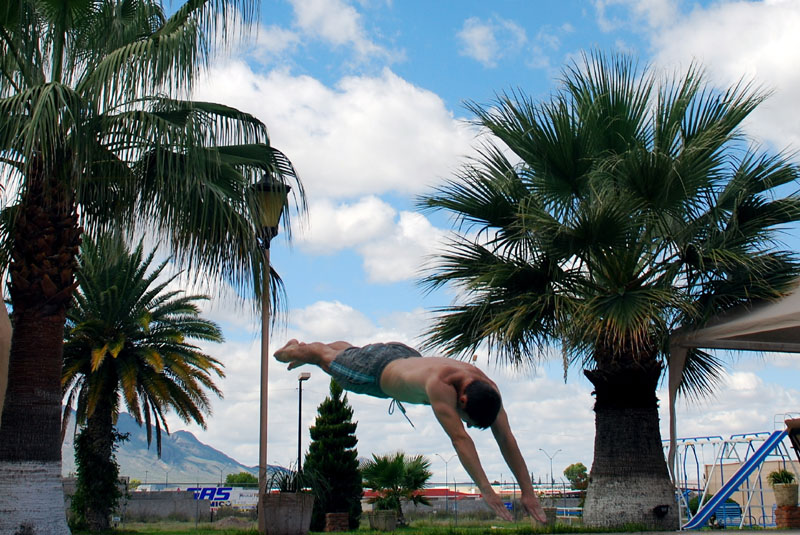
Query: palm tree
0 2 302 532
63 232 224 530
418 51 800 528
361 452 432 526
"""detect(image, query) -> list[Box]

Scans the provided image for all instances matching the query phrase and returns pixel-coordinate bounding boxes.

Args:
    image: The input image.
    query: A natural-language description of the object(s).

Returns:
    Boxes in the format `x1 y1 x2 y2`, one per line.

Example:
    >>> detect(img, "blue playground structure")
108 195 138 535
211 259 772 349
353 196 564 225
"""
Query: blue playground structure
670 416 800 530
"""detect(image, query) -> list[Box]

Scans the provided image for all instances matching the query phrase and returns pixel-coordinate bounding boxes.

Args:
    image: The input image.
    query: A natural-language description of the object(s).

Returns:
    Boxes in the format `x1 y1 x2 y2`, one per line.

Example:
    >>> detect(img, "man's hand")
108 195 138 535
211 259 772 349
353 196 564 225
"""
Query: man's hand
521 492 547 524
483 491 513 522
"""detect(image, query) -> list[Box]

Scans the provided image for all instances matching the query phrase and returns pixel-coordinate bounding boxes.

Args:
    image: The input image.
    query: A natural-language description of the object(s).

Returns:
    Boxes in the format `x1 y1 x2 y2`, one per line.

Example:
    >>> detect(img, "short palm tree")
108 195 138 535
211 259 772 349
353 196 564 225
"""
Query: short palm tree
0 1 302 531
418 51 800 528
63 232 224 529
361 452 432 526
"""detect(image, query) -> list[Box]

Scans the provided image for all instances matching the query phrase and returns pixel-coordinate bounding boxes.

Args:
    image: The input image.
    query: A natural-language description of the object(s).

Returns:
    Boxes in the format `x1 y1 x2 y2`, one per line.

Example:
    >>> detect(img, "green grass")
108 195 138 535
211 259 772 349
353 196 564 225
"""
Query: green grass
72 520 658 535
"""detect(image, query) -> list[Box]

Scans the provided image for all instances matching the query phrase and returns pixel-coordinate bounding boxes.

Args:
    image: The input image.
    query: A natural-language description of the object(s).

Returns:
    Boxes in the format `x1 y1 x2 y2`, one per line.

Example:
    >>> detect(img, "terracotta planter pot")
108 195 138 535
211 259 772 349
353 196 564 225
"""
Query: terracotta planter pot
774 483 798 507
261 492 315 535
324 512 349 532
367 510 397 531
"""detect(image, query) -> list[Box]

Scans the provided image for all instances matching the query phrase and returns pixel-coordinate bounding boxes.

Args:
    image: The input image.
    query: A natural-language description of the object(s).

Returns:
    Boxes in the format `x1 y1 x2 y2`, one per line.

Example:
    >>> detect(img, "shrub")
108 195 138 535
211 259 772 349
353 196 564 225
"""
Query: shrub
768 469 796 486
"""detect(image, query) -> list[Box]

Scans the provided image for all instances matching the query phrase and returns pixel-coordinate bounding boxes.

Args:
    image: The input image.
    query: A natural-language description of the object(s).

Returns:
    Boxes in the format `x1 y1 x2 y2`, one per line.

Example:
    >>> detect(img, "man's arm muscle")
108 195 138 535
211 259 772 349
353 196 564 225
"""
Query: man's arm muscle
491 408 547 523
427 380 512 521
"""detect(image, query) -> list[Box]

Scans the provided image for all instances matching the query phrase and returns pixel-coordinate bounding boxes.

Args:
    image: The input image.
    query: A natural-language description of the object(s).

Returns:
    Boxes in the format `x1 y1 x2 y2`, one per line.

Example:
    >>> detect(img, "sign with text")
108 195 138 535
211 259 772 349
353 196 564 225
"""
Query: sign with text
186 487 258 511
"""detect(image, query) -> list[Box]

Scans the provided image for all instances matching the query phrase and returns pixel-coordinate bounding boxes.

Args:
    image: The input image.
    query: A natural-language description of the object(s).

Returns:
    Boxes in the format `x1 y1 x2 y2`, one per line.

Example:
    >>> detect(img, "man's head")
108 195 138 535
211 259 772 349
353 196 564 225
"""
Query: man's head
461 380 502 429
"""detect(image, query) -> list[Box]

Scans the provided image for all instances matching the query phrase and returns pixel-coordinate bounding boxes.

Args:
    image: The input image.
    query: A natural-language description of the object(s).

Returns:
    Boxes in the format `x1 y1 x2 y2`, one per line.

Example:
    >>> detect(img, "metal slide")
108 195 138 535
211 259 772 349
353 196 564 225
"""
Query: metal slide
682 429 787 530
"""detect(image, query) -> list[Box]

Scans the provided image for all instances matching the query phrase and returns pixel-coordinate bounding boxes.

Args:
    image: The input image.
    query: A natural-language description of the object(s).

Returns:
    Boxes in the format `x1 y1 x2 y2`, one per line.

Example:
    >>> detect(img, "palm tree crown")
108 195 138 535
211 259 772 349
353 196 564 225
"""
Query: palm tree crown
419 51 800 394
0 0 303 300
361 452 432 525
62 232 225 453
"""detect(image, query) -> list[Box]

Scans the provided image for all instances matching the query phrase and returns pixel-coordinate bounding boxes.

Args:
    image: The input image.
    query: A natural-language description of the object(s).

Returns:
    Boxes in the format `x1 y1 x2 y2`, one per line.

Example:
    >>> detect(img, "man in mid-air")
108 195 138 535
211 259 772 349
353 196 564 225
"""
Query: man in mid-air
275 339 547 523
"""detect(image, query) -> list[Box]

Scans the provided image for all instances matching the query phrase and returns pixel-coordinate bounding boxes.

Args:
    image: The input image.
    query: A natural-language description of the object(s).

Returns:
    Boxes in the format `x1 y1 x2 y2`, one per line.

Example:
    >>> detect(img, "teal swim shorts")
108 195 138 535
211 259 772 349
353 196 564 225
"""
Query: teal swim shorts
329 342 421 398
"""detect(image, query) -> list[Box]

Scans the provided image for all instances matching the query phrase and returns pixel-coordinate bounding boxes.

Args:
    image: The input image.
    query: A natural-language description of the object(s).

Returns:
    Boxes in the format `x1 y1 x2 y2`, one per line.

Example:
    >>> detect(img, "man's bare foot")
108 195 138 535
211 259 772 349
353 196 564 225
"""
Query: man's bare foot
274 339 308 370
274 339 302 362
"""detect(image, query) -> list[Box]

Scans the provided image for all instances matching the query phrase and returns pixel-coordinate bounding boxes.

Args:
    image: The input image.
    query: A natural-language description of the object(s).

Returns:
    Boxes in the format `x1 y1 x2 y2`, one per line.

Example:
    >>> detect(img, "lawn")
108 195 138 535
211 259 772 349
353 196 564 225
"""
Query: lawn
73 518 651 535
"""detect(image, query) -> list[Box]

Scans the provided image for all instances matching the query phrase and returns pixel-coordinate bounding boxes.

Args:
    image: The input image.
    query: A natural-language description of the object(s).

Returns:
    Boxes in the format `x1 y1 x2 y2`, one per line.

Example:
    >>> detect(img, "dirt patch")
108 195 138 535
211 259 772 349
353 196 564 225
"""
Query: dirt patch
213 516 254 528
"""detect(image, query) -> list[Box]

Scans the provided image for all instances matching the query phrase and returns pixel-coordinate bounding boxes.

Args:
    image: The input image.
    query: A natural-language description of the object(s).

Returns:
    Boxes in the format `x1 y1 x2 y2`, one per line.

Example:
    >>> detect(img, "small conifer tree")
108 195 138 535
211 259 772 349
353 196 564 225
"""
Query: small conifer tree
304 379 362 530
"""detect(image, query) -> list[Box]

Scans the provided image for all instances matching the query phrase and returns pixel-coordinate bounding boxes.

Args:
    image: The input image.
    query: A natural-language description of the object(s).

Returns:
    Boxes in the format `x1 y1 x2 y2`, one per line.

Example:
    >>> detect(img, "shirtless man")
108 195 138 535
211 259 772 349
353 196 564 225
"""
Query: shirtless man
274 339 547 523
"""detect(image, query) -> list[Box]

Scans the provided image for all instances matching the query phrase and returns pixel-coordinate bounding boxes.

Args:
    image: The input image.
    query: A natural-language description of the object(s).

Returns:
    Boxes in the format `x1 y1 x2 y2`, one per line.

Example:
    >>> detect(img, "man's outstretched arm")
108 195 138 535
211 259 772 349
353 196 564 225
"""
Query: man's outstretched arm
491 408 547 523
428 384 513 521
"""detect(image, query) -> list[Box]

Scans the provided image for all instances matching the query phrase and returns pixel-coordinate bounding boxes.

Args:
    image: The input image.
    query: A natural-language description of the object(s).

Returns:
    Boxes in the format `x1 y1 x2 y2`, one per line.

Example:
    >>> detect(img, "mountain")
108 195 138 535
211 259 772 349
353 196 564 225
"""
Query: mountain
62 411 264 487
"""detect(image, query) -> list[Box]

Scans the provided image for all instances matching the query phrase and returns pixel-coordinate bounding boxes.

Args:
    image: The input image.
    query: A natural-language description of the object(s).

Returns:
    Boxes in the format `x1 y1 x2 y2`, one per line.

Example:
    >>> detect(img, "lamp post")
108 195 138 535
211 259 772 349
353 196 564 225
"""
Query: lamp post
435 453 457 513
250 174 291 534
539 448 561 487
297 372 311 471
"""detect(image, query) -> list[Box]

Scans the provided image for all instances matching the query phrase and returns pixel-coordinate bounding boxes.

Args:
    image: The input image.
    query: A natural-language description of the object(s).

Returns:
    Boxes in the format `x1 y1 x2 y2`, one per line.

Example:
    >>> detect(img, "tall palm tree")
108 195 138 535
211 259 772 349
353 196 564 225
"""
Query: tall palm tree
0 1 303 532
361 452 432 526
418 51 800 528
63 232 224 530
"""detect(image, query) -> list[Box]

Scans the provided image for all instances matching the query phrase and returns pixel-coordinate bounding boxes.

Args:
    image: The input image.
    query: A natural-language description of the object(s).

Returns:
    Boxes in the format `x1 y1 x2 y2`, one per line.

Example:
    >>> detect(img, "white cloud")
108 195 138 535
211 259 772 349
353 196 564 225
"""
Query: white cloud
765 352 800 370
294 196 445 283
291 198 448 283
358 211 447 283
253 24 302 59
525 24 573 73
650 0 800 151
294 196 396 253
207 8 301 68
289 300 376 342
458 17 500 67
457 16 527 68
194 62 474 200
593 0 680 31
288 0 395 62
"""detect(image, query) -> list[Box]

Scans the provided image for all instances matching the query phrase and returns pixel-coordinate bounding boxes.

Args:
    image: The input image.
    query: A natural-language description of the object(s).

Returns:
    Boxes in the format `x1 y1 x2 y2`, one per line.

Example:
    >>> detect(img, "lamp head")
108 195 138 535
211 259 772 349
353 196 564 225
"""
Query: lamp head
249 174 291 246
298 372 311 382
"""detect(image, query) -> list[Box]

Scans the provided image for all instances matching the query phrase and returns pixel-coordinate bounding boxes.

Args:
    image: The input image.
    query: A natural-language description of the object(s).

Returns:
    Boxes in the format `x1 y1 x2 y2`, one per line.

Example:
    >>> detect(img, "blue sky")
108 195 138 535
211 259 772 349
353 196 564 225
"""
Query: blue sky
152 0 800 487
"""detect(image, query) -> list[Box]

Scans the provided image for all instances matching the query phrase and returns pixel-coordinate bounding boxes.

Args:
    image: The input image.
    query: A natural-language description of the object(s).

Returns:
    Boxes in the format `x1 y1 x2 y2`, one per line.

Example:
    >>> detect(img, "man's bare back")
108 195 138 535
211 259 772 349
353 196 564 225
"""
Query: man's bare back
380 356 493 406
273 339 547 524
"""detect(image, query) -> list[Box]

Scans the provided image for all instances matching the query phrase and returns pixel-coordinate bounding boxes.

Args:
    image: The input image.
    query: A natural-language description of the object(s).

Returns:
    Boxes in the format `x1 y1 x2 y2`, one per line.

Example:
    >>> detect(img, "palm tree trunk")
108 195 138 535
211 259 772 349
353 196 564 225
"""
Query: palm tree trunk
581 360 679 529
77 398 117 532
0 316 72 534
0 176 80 535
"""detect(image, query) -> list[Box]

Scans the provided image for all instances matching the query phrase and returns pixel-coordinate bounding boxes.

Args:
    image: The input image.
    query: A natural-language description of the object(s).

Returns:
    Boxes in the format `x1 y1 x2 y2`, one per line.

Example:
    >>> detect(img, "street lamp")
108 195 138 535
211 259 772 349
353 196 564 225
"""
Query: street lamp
249 174 291 534
435 453 457 513
297 372 311 471
539 448 561 487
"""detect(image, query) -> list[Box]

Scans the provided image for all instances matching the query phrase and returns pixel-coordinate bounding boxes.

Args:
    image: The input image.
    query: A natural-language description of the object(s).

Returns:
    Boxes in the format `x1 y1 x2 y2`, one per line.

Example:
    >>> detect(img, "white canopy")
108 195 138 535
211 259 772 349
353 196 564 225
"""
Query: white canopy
668 285 800 480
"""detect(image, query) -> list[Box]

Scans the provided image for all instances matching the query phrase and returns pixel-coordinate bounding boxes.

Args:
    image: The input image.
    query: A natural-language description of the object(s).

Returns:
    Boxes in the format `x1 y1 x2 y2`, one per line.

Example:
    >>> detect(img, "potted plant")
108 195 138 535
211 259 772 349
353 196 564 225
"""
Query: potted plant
261 468 316 535
768 469 798 508
361 453 432 530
